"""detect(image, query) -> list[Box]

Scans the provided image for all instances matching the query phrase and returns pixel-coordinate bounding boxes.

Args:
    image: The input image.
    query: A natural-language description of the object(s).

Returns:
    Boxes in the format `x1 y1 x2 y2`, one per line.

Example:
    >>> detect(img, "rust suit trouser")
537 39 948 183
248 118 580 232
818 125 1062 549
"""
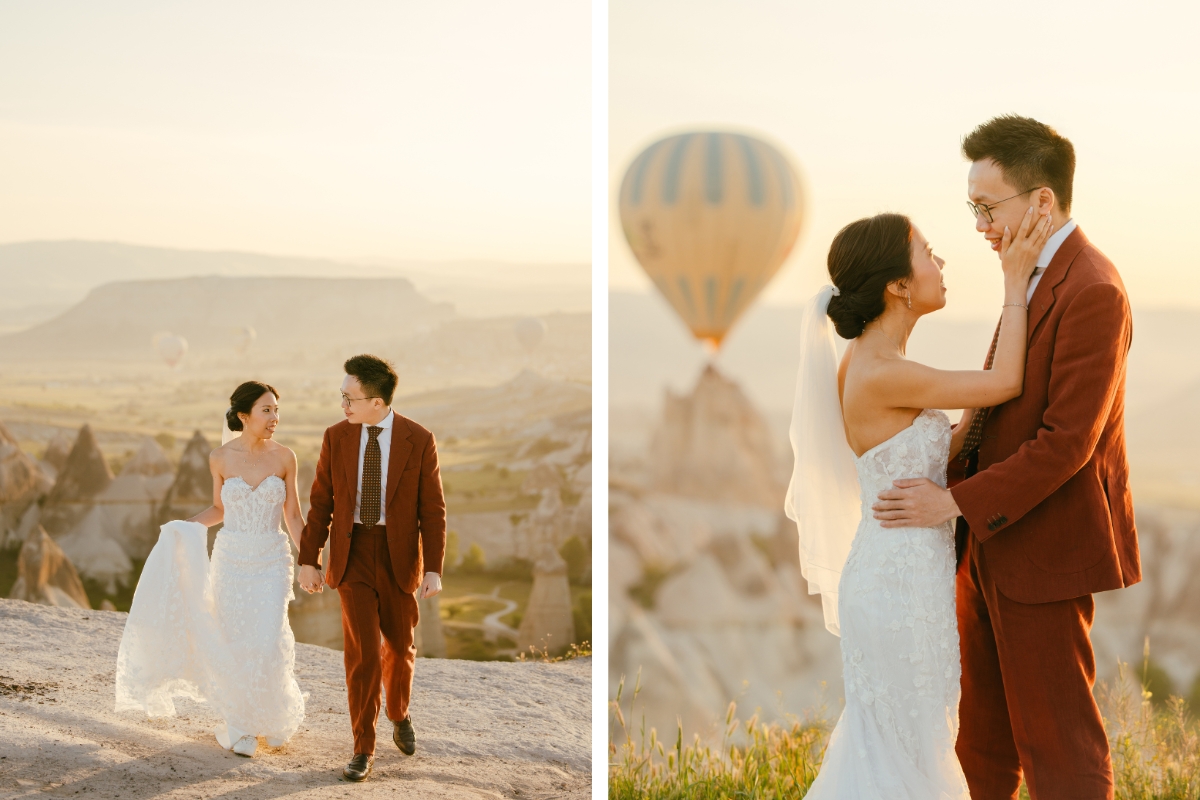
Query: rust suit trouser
955 533 1113 800
337 524 419 755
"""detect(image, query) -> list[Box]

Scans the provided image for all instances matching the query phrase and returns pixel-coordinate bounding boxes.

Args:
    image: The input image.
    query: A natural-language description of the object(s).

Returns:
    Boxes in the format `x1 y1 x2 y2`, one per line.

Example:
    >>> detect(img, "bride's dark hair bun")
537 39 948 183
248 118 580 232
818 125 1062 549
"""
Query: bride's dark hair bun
227 381 279 432
826 213 914 339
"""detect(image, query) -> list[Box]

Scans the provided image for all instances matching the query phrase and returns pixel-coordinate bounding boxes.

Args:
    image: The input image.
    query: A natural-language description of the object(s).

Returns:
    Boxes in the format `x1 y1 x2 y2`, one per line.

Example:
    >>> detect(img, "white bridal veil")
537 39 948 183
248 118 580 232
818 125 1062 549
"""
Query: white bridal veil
783 285 863 636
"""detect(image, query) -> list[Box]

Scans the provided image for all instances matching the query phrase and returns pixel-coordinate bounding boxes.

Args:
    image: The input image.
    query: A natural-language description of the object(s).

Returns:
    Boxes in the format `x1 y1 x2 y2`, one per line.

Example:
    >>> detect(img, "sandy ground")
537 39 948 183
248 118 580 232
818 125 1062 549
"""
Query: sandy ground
0 600 590 799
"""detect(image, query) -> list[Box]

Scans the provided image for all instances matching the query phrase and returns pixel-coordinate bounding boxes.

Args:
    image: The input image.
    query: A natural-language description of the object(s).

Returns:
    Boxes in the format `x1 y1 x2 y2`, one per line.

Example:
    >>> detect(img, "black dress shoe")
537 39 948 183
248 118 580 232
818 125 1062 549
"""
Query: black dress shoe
393 717 416 755
342 753 374 781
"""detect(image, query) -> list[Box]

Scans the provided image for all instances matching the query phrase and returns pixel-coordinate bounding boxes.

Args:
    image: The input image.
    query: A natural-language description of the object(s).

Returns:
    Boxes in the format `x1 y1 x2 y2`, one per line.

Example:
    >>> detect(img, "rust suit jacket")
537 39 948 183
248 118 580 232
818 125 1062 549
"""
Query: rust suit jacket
948 227 1141 604
298 414 447 594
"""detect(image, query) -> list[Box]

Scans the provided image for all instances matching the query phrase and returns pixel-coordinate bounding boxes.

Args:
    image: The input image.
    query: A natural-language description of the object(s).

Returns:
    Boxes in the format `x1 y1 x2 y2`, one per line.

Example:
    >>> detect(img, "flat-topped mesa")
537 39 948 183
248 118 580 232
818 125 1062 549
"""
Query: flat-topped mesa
40 425 113 537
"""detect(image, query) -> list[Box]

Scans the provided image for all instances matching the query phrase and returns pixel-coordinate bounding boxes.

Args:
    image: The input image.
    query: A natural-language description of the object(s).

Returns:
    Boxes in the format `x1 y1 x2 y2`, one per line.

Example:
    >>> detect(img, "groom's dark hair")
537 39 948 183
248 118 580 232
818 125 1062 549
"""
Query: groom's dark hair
344 354 398 405
962 115 1075 212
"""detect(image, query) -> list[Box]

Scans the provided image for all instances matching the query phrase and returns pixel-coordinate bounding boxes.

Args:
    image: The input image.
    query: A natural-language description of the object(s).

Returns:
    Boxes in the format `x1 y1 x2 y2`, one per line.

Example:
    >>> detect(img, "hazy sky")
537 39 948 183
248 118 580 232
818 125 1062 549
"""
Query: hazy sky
611 0 1200 318
0 1 590 264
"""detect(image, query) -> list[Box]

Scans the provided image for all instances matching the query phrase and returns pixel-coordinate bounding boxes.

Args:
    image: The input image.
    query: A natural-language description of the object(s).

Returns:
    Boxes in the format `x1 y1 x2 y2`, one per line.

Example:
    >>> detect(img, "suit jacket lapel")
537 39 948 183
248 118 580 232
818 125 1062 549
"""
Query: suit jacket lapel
1028 226 1088 342
341 423 361 502
386 415 414 507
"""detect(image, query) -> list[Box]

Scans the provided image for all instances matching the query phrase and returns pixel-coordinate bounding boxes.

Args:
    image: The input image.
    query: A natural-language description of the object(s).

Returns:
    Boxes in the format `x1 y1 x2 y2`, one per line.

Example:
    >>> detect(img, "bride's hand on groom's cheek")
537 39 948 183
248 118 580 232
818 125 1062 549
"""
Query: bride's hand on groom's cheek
873 478 962 528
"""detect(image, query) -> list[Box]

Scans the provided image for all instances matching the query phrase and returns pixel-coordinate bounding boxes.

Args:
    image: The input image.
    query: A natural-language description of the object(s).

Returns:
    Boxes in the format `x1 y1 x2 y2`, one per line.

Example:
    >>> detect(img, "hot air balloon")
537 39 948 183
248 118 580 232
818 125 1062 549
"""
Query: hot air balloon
235 325 257 355
514 317 547 353
152 333 188 368
619 131 805 350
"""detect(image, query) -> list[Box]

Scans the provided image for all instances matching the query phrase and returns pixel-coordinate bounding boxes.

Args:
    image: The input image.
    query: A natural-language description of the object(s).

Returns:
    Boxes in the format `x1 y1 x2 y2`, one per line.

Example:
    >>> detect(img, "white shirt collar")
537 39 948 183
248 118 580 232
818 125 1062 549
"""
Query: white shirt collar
365 409 394 430
1036 218 1077 269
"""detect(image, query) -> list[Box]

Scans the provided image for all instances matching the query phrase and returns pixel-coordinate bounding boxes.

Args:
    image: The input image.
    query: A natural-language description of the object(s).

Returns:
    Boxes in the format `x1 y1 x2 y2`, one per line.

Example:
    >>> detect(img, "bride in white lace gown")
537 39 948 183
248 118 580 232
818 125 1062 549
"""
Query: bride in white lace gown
786 210 1049 797
116 382 306 758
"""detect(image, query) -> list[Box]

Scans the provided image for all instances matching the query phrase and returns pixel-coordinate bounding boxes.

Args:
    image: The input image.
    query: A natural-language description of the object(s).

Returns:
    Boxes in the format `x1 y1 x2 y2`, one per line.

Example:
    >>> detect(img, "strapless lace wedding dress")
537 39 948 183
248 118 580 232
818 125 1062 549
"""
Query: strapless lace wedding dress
804 410 970 799
115 475 306 750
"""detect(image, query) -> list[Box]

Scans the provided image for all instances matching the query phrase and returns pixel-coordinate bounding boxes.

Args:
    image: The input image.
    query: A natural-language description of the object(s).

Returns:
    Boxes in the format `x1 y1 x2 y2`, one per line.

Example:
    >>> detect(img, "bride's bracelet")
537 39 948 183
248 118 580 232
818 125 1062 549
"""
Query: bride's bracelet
1003 302 1029 310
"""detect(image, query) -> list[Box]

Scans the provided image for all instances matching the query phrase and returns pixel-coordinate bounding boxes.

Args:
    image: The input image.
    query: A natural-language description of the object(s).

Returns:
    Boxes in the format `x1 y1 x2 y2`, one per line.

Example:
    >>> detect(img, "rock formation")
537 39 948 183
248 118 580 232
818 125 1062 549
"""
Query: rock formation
288 581 345 650
287 579 448 658
518 545 575 655
609 365 843 742
416 594 447 658
1092 505 1200 694
56 505 133 593
95 437 175 559
521 463 562 495
158 431 214 541
649 364 783 508
41 432 72 474
609 485 840 743
39 425 113 537
0 421 53 548
8 524 91 608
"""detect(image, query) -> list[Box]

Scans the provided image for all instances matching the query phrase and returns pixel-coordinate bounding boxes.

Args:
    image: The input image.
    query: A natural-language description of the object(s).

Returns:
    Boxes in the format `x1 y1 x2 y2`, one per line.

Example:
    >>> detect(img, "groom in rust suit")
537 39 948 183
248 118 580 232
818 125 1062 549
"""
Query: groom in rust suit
872 116 1140 800
298 354 446 782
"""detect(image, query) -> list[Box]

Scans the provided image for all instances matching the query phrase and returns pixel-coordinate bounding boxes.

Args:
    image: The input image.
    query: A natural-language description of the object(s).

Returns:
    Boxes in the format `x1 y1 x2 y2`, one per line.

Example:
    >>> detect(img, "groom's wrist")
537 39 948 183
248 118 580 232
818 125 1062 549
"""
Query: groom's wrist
942 489 961 523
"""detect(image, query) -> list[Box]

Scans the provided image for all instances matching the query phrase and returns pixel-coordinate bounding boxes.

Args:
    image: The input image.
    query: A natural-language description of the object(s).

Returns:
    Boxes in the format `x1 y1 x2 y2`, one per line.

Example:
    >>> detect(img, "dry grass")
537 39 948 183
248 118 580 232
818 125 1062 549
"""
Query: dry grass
609 663 1200 800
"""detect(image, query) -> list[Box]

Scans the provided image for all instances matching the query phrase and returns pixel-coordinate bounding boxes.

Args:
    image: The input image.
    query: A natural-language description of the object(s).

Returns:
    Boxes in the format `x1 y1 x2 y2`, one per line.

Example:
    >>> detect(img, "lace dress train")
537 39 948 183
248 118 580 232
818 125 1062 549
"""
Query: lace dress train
115 475 305 749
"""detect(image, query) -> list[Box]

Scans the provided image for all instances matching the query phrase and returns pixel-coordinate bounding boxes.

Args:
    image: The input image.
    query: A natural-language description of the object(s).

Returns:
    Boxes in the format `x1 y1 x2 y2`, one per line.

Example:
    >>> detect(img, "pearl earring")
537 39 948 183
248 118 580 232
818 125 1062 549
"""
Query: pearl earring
906 292 912 310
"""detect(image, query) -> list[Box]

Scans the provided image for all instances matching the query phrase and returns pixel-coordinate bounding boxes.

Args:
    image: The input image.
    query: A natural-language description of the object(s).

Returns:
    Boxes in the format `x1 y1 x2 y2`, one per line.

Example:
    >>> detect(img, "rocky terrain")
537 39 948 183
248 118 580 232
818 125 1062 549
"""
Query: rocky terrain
0 599 590 799
609 357 1200 744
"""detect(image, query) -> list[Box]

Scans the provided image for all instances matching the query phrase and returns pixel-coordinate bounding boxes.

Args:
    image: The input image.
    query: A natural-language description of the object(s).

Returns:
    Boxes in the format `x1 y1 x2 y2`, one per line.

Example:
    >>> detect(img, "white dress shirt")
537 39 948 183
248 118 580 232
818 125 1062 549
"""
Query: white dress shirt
1027 218 1077 304
354 409 394 525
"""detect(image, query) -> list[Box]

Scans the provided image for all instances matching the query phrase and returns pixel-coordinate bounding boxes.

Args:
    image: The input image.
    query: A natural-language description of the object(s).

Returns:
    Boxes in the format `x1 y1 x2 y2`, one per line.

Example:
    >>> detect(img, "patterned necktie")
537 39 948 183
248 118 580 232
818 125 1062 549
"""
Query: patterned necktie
361 426 382 527
957 316 1003 461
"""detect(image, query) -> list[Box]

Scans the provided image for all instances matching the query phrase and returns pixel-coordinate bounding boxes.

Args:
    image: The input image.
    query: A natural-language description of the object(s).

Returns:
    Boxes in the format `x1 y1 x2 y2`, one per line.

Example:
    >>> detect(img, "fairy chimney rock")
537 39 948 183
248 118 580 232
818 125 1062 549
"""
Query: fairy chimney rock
41 425 113 536
649 363 783 508
119 438 174 480
56 506 134 593
0 422 48 504
42 432 73 474
517 545 575 655
8 525 91 609
159 431 214 524
46 425 112 503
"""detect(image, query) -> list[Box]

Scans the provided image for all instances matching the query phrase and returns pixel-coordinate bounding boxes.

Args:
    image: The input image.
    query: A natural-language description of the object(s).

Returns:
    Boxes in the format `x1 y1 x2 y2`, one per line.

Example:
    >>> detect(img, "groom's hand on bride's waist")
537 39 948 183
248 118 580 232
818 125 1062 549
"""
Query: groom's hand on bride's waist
873 478 962 529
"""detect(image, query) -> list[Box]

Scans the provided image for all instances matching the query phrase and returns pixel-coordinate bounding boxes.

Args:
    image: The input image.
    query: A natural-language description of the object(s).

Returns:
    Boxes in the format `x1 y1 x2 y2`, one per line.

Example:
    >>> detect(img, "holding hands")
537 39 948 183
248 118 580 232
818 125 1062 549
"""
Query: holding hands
299 564 323 594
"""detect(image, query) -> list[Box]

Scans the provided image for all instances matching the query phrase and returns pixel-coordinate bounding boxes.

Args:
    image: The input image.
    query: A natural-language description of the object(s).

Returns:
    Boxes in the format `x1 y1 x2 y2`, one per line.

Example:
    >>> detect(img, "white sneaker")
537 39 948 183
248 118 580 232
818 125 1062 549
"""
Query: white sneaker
232 735 258 758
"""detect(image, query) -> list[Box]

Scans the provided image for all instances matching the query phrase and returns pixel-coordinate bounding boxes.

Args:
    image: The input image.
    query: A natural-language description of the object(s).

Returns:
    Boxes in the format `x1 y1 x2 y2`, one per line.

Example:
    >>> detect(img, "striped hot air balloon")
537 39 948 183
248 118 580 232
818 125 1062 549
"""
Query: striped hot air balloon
619 131 805 349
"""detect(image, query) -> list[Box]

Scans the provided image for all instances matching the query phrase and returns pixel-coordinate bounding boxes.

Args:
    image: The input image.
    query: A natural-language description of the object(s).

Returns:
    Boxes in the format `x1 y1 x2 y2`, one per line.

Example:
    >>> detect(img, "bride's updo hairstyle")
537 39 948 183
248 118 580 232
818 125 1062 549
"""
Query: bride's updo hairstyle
826 213 914 339
226 381 279 432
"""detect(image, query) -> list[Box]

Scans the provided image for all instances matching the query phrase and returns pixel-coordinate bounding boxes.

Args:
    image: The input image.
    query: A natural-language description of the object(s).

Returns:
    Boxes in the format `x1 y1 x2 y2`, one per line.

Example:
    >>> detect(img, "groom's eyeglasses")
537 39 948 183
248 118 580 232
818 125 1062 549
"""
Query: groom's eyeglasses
966 188 1038 223
340 392 380 406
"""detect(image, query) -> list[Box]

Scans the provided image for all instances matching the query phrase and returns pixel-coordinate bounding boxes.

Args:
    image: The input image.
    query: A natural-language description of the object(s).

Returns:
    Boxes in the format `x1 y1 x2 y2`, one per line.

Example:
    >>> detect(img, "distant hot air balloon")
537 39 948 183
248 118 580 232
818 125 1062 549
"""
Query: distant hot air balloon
235 325 257 355
619 131 805 350
152 333 188 368
514 317 547 353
